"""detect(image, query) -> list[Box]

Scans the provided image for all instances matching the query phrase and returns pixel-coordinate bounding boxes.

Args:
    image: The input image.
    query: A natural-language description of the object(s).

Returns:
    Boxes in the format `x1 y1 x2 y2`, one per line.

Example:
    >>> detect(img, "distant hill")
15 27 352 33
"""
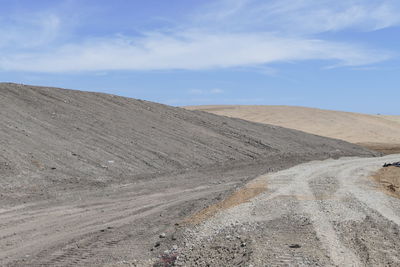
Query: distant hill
0 84 375 201
186 105 400 154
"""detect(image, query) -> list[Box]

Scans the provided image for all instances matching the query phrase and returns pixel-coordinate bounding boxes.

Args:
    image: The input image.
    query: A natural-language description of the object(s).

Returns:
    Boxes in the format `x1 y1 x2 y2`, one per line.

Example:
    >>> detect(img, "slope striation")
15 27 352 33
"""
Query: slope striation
0 84 374 200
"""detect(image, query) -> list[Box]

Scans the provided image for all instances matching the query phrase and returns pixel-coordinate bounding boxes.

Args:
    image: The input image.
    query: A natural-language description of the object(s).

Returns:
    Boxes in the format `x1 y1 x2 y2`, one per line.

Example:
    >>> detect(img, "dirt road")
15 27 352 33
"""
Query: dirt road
0 156 315 267
0 174 235 266
2 155 398 266
178 154 400 266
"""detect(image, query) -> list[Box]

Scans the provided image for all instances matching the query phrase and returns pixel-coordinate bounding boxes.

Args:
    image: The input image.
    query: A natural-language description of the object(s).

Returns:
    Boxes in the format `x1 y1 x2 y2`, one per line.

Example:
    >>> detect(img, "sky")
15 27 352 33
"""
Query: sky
0 0 399 114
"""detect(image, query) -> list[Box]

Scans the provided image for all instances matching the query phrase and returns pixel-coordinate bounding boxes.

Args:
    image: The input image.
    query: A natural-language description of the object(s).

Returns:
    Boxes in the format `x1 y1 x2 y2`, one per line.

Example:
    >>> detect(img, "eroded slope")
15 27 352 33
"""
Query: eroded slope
0 84 374 203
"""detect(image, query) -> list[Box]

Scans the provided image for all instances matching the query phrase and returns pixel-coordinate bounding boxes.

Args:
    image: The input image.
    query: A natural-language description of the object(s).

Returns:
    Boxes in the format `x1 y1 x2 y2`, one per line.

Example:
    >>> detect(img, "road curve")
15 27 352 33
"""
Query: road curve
179 154 400 266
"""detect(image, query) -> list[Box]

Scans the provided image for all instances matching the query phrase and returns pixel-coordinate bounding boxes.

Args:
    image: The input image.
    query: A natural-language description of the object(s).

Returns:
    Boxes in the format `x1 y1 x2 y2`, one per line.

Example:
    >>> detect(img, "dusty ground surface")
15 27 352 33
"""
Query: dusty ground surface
0 155 325 267
186 105 400 154
373 166 400 198
175 154 400 266
0 83 377 266
362 143 400 155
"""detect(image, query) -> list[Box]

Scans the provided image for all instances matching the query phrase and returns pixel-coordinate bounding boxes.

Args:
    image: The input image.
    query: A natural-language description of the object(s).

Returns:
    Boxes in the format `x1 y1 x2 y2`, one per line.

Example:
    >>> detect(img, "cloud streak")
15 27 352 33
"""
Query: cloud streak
197 0 400 33
0 0 398 73
1 31 392 72
0 13 61 50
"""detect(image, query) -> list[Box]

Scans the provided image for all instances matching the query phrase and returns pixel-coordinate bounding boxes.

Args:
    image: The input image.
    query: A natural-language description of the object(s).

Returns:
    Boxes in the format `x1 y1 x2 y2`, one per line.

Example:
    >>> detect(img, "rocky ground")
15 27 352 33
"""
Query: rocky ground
0 83 379 266
172 154 400 266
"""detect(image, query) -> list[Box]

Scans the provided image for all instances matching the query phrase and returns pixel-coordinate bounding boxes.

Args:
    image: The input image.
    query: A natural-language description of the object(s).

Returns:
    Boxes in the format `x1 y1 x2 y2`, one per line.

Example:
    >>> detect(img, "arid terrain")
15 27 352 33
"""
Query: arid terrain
373 165 400 198
186 105 400 154
176 154 400 266
1 83 398 266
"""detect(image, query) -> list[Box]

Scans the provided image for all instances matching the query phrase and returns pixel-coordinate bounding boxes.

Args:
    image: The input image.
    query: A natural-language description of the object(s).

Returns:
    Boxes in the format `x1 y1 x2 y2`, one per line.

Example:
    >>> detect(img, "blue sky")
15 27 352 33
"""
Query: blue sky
0 0 399 114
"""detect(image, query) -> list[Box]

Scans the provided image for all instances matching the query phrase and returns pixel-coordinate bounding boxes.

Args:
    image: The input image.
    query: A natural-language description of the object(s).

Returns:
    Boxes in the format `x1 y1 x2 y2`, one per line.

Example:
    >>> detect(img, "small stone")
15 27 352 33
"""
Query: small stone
159 233 166 238
172 245 178 250
241 242 246 247
154 242 160 247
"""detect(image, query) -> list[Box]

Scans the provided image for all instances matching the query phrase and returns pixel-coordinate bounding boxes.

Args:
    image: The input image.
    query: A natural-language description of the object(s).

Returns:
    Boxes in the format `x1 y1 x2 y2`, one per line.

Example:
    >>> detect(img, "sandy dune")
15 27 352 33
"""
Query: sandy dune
186 105 400 153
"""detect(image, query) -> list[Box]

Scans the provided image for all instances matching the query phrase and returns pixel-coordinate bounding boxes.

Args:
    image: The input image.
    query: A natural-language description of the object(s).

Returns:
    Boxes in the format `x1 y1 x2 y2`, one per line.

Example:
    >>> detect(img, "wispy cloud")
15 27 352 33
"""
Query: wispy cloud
0 0 398 73
196 0 400 33
0 13 61 49
189 88 224 95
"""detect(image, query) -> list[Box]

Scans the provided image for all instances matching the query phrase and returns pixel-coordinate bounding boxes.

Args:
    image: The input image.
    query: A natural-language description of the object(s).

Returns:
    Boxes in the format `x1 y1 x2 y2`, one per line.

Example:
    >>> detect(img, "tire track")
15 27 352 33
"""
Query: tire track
178 154 400 266
0 181 232 266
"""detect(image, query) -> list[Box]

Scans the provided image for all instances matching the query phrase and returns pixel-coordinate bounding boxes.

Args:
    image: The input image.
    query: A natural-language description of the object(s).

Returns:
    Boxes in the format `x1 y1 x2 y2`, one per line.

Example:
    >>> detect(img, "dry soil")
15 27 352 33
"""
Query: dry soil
176 154 400 266
186 105 400 154
0 84 378 266
373 166 400 198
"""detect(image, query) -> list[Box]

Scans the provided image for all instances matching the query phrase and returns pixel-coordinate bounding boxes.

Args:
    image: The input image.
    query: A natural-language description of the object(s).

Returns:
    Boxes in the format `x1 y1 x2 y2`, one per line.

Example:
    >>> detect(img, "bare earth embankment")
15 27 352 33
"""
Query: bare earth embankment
186 105 400 154
0 83 375 266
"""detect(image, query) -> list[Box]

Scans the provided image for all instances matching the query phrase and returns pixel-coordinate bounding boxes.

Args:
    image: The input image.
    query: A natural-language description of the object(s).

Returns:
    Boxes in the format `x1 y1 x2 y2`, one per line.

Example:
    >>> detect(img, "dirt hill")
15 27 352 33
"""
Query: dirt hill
186 105 400 154
0 83 378 266
0 84 374 201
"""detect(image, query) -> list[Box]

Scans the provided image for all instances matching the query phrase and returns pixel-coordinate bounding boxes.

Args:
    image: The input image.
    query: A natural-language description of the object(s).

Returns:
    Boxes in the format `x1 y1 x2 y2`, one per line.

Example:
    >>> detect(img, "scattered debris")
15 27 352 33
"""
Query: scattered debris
383 162 400 168
153 251 178 267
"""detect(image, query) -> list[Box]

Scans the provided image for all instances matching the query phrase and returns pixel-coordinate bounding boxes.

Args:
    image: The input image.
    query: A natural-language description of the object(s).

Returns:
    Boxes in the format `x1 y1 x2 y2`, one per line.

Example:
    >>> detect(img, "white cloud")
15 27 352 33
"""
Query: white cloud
0 0 398 73
196 0 400 33
189 89 204 95
189 88 224 95
210 88 224 94
0 13 61 49
0 31 391 72
167 96 265 106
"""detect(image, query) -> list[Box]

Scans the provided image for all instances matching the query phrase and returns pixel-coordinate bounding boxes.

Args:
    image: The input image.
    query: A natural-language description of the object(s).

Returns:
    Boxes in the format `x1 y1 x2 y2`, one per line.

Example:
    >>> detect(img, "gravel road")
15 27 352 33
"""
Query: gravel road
178 154 400 266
